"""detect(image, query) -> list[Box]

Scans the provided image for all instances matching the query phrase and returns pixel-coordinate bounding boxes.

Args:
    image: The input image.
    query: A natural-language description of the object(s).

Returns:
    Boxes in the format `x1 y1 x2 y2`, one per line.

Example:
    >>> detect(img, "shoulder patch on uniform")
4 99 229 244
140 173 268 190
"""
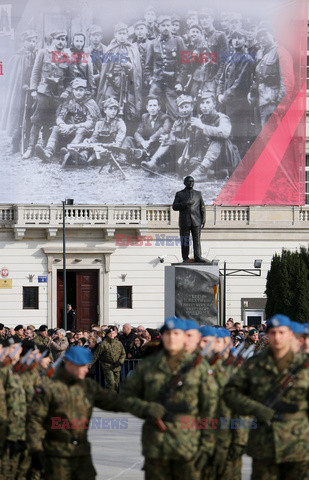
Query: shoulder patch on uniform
208 369 213 375
35 387 43 394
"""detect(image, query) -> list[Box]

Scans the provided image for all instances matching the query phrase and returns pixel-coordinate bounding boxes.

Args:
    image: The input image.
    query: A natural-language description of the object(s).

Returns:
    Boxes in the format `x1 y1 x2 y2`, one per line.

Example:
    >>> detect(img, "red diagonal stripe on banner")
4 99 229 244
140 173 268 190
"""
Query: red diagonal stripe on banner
231 81 306 204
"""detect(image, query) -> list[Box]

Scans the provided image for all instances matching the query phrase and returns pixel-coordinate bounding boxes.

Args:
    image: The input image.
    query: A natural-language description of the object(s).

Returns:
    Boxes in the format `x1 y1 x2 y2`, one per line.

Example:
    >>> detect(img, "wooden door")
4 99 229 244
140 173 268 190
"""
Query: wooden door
76 270 99 331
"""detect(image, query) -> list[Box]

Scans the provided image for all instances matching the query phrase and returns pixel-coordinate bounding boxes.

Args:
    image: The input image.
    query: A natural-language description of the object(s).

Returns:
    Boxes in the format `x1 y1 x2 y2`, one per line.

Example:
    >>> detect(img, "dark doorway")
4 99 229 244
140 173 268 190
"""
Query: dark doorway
57 270 99 330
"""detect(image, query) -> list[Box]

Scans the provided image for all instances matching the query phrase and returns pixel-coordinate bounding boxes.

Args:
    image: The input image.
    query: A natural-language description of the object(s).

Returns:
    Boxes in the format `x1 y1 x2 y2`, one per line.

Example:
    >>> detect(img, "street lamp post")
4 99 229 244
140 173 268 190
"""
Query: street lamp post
63 199 74 330
220 260 262 326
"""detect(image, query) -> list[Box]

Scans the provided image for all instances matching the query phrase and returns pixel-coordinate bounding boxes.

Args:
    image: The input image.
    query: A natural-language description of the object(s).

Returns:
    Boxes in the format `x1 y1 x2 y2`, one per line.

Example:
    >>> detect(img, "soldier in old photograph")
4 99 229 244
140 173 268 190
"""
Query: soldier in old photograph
34 78 98 162
65 32 96 96
124 95 171 164
1 30 38 154
86 25 107 91
182 24 207 100
23 31 70 159
78 97 126 166
143 5 159 40
248 25 287 129
189 91 234 181
96 22 142 127
199 8 228 92
144 94 195 171
217 29 252 158
145 15 188 120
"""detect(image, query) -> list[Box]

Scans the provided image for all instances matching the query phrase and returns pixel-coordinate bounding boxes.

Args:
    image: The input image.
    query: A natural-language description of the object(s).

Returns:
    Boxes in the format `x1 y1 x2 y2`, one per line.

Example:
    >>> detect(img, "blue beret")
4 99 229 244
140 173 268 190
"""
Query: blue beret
160 316 187 333
199 325 217 337
185 319 200 331
290 321 305 334
304 323 309 335
64 346 93 365
217 328 231 338
266 314 291 331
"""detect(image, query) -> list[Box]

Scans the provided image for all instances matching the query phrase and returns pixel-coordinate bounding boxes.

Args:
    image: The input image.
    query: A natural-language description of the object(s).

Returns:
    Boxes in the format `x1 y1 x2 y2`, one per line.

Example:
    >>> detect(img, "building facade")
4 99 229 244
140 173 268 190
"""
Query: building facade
1 204 309 329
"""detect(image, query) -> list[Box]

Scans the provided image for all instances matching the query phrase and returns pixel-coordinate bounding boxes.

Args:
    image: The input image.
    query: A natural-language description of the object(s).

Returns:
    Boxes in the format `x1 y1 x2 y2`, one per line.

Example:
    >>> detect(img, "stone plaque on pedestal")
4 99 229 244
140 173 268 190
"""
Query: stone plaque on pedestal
165 264 219 325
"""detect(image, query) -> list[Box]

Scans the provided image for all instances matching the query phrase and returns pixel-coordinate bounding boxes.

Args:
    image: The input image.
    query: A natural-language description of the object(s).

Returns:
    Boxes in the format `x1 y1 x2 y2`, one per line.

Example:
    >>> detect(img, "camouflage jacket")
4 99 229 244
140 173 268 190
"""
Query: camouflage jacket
20 366 50 405
0 365 27 441
244 337 263 353
34 334 51 349
121 349 218 460
89 337 126 370
212 359 250 452
224 348 309 462
27 364 134 457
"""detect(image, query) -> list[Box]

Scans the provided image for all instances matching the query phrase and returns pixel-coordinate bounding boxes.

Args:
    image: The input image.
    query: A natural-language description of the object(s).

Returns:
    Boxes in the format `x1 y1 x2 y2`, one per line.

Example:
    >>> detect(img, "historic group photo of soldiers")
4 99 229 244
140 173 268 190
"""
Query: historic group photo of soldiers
0 0 295 204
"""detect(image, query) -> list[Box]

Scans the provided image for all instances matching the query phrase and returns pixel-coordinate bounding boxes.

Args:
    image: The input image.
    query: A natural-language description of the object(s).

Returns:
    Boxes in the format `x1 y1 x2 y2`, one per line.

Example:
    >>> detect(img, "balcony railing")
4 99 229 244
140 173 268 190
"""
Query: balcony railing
1 204 309 230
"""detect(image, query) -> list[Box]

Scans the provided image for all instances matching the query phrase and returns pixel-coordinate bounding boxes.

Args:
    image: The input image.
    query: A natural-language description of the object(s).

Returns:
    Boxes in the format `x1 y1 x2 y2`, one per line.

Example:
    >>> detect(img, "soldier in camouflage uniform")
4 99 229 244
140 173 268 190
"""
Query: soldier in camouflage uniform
224 314 309 480
18 342 52 480
33 325 51 349
244 328 263 352
121 316 219 480
27 345 163 480
0 340 27 480
200 327 249 480
88 326 126 390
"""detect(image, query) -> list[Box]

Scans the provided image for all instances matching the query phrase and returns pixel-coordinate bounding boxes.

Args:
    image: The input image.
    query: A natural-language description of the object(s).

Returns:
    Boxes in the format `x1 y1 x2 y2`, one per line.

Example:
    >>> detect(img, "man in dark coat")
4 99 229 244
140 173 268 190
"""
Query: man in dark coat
172 176 206 263
1 30 38 154
67 304 76 331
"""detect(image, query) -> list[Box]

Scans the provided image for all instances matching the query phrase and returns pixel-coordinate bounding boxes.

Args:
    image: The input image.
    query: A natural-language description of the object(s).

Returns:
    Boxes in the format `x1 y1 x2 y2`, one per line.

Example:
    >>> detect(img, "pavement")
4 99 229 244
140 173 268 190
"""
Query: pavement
90 410 252 480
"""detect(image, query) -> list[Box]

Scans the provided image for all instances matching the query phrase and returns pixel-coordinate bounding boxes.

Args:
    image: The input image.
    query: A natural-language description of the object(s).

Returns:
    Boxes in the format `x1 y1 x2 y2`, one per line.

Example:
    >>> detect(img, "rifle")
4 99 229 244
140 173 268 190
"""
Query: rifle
119 68 128 117
155 341 214 432
29 349 49 372
223 342 245 367
20 348 39 373
13 348 33 373
209 342 231 366
234 344 256 367
20 88 30 155
264 355 309 410
46 355 64 378
2 343 22 367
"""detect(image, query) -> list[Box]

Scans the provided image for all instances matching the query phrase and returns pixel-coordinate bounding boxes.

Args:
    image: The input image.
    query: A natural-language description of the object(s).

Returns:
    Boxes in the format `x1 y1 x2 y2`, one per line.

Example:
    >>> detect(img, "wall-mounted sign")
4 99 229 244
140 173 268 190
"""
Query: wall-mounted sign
0 279 12 288
38 276 47 283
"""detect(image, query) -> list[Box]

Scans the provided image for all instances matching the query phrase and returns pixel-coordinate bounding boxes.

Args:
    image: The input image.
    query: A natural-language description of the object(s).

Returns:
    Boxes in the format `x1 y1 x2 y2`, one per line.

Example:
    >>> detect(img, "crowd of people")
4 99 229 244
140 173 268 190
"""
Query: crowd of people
2 6 294 180
0 313 308 479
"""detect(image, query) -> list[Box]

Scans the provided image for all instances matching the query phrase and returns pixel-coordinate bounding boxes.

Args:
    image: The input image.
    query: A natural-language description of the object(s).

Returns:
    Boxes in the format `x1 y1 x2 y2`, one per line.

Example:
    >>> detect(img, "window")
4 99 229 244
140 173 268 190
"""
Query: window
23 287 39 309
117 286 132 308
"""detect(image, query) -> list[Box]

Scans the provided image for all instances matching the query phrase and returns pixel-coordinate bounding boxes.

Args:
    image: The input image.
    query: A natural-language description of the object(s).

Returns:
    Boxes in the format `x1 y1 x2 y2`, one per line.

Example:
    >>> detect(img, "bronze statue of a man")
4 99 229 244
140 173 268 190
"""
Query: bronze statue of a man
172 176 206 263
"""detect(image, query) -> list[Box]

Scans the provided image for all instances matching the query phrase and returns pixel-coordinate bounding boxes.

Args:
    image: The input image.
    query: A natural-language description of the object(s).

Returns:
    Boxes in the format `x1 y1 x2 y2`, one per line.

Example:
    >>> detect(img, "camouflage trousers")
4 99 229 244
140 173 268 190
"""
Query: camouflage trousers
1 449 21 480
144 457 200 480
45 455 96 480
101 367 120 391
203 456 242 480
252 459 309 480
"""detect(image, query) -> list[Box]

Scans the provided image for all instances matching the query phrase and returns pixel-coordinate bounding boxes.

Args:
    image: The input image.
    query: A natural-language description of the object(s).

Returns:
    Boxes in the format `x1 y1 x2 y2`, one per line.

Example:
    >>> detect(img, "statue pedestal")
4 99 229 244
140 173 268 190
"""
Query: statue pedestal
165 263 219 325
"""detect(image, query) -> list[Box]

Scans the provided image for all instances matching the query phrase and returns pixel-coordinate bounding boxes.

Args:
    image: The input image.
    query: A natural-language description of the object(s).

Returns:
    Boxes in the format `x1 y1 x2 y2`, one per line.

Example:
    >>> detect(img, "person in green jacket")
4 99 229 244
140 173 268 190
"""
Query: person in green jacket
224 314 309 480
88 326 126 390
121 316 219 480
27 345 164 480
